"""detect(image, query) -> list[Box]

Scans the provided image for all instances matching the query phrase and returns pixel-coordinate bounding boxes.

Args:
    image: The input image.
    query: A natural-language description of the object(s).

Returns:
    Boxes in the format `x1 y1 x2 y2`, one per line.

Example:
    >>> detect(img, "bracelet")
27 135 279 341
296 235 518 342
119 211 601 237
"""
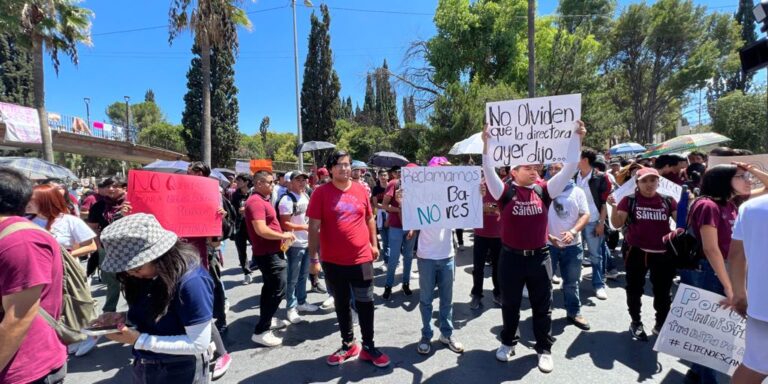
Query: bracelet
310 258 320 264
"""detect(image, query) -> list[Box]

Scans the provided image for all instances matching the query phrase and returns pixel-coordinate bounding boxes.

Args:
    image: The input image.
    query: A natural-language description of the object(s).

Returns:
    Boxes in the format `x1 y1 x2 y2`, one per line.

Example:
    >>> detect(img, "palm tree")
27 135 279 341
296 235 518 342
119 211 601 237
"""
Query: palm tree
169 0 251 166
0 0 93 162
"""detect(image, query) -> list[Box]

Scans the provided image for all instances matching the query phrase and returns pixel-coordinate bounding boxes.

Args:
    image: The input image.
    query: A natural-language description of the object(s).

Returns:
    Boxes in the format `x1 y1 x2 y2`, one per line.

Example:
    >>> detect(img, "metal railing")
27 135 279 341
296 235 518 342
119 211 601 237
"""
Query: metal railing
47 113 139 144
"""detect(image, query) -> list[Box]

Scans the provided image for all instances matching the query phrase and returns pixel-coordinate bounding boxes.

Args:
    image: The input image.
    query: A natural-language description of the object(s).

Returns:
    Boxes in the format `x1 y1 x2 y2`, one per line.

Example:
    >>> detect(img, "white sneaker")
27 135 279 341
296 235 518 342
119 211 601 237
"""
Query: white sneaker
320 296 335 310
75 335 99 357
251 330 282 347
380 262 388 272
297 303 319 313
270 318 290 330
224 299 230 314
495 344 515 362
595 288 608 300
522 286 529 299
243 274 252 285
351 310 359 325
537 353 554 373
605 269 620 280
287 308 302 324
551 275 562 284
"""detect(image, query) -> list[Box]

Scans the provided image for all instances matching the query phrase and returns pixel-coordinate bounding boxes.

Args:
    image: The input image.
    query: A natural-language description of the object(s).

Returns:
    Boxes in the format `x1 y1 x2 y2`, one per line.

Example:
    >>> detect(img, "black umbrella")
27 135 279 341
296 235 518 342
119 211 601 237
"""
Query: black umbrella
295 141 336 154
213 168 236 178
369 151 409 168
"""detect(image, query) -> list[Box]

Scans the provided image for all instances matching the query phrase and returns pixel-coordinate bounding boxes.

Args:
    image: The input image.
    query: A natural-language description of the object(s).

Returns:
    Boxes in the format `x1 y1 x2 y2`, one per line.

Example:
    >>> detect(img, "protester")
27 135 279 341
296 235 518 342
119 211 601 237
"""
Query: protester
230 173 254 284
95 213 213 384
679 163 768 383
307 150 390 367
546 162 591 330
246 171 295 347
371 169 390 270
609 167 677 342
278 171 319 324
351 162 372 197
687 151 706 165
381 164 417 300
0 167 67 384
654 154 687 186
481 121 587 373
470 178 502 309
725 194 768 384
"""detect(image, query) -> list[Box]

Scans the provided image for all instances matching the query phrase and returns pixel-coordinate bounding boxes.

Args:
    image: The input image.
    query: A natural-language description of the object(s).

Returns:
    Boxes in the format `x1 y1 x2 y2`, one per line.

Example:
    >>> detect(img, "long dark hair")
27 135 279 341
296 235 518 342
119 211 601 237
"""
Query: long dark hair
117 241 200 322
699 165 738 205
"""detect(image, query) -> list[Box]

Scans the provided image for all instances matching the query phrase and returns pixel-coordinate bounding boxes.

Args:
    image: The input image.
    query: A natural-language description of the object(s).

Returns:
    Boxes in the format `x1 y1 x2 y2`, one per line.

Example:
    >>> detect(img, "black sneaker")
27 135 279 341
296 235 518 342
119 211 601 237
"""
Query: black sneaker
469 295 482 310
383 286 392 300
652 323 663 336
493 294 502 307
630 322 648 341
402 283 412 296
567 315 591 331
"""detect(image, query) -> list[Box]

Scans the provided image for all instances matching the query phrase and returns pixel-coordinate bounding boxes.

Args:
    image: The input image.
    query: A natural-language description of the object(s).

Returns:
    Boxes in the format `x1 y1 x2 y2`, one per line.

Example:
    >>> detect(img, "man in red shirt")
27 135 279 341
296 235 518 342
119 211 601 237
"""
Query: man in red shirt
0 168 66 384
246 171 296 347
307 150 390 368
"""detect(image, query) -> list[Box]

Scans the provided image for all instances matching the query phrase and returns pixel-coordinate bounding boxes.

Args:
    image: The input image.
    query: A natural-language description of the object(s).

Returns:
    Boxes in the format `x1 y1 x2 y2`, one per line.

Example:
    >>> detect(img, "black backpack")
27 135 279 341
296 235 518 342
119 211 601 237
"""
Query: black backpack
499 179 548 209
664 197 712 270
221 197 238 241
275 192 299 216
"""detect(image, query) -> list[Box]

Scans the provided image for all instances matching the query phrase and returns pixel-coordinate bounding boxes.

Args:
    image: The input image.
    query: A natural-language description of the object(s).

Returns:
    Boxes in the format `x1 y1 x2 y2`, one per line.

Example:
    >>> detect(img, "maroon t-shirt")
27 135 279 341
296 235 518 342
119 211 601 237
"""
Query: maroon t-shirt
0 217 66 384
663 172 685 186
384 180 402 228
618 193 677 252
689 198 737 259
499 183 551 249
244 193 283 256
475 192 500 238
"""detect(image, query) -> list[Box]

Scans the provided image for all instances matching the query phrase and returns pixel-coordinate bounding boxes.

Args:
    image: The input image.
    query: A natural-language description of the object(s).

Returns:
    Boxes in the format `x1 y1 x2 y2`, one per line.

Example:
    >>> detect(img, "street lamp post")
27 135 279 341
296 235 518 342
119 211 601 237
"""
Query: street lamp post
123 96 131 142
292 0 312 171
83 97 91 128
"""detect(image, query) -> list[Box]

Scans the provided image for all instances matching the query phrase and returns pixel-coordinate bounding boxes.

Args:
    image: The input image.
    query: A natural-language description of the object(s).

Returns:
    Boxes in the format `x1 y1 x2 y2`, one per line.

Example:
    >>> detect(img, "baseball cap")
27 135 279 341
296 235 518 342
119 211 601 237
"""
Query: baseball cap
288 170 309 181
316 167 329 177
636 167 660 181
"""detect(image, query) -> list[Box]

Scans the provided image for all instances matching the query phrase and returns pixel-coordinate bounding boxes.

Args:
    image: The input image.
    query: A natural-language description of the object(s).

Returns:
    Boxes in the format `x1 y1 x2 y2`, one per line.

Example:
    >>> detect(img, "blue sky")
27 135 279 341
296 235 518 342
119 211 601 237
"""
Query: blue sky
43 0 741 136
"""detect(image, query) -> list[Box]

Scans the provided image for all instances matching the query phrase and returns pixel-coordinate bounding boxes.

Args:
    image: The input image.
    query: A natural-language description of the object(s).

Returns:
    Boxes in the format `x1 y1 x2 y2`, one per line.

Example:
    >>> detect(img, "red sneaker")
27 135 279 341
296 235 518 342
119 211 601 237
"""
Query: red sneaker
326 343 361 366
359 346 390 368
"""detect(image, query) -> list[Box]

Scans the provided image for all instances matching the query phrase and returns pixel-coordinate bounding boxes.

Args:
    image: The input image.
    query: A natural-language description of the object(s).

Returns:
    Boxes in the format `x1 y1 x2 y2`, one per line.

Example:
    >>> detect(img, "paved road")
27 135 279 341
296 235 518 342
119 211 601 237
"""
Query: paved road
68 234 709 384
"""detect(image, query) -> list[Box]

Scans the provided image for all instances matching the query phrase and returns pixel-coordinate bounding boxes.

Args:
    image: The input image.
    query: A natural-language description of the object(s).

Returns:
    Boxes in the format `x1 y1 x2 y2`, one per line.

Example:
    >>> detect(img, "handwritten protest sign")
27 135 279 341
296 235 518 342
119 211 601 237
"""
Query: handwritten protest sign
235 161 251 175
400 166 483 230
127 170 222 237
485 94 581 167
0 102 42 143
654 284 746 376
611 175 683 204
709 155 768 188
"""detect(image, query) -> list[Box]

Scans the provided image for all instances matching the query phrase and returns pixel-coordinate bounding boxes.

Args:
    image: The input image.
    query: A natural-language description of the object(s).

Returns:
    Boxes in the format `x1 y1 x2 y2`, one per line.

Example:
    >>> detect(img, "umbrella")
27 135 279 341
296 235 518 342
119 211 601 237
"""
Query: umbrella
642 133 731 158
449 132 483 155
369 151 409 168
351 160 368 169
0 157 78 181
609 142 646 156
143 160 230 187
295 141 336 154
213 168 236 178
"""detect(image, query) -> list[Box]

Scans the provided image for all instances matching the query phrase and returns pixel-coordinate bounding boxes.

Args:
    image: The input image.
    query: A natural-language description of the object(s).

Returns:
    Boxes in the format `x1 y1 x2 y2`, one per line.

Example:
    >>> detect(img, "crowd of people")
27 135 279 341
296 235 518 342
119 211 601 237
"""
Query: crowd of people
1 121 767 384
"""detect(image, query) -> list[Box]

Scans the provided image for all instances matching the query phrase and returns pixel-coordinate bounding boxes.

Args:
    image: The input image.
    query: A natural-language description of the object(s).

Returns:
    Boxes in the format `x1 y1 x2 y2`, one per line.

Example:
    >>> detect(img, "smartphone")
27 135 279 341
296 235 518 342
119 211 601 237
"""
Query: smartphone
80 324 124 336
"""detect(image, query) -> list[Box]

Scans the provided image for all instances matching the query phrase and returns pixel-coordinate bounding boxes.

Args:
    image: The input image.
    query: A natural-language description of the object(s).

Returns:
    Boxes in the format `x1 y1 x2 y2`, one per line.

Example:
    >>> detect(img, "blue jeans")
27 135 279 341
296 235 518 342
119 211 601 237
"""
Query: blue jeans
550 244 584 317
386 227 416 287
679 259 725 384
582 221 606 289
379 226 390 264
603 240 617 272
418 257 455 339
285 246 310 309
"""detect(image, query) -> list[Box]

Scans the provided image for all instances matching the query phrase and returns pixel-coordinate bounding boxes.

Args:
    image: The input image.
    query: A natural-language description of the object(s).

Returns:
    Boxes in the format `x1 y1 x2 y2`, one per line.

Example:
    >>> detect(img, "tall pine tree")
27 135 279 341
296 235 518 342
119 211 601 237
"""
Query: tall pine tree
733 0 757 91
357 74 377 125
374 60 399 131
300 4 341 142
0 33 33 107
402 95 416 124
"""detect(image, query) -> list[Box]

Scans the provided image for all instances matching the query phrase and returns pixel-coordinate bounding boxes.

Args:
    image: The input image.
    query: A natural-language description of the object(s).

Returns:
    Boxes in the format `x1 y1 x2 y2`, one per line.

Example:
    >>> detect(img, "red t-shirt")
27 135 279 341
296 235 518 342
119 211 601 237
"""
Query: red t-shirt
244 193 283 256
689 198 737 259
618 193 677 252
307 182 373 266
0 217 66 384
499 183 551 249
384 180 402 228
475 192 500 238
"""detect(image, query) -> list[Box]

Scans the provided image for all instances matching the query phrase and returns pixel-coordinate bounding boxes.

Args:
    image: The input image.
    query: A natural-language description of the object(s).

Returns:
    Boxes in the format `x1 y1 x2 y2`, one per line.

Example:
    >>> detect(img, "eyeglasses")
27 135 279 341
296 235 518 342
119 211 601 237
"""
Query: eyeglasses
334 163 352 169
734 173 754 182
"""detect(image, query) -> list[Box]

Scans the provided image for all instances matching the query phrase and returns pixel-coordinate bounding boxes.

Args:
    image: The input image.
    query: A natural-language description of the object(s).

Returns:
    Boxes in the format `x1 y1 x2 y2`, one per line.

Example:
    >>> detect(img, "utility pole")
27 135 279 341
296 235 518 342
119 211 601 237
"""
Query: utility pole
527 0 535 98
124 96 131 142
292 0 313 171
83 97 91 128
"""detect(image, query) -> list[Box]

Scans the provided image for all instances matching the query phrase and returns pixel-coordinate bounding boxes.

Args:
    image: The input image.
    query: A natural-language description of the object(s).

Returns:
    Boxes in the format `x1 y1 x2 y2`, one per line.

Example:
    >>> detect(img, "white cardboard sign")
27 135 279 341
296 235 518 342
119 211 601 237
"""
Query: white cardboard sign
654 284 746 376
235 161 251 175
400 166 483 230
485 94 582 167
611 175 683 204
0 102 42 144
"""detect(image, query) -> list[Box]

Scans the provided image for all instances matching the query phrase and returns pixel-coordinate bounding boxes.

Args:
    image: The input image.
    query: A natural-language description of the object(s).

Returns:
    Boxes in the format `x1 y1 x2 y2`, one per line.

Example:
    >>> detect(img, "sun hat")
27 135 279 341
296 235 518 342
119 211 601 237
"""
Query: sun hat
100 213 178 273
636 167 660 181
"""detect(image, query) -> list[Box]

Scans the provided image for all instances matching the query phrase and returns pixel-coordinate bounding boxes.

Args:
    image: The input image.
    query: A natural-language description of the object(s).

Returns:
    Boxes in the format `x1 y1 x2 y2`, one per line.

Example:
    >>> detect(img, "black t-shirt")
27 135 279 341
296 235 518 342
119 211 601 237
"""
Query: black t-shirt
229 188 251 222
87 200 109 230
371 184 387 204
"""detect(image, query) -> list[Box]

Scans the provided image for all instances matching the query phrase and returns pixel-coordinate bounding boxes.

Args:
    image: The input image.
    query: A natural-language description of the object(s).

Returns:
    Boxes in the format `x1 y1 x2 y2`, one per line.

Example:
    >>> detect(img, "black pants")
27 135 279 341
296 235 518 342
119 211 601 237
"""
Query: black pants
30 363 66 384
323 261 375 348
86 251 100 277
234 227 251 275
254 252 287 334
208 251 226 326
498 246 554 354
132 355 208 384
624 246 676 326
455 229 464 246
471 236 501 298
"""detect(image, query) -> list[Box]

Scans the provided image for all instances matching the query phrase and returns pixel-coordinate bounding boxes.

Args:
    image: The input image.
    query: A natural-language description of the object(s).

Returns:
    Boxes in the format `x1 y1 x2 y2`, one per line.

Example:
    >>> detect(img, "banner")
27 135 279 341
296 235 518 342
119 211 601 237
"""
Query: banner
400 166 483 230
250 159 273 173
127 170 222 237
0 102 42 144
654 284 746 376
235 161 251 175
485 94 582 167
709 155 768 188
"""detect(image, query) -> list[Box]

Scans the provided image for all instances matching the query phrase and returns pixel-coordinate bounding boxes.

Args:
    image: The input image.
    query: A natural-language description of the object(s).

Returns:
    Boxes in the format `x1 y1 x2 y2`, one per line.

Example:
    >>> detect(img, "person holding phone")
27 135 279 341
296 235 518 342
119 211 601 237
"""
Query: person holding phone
93 213 214 384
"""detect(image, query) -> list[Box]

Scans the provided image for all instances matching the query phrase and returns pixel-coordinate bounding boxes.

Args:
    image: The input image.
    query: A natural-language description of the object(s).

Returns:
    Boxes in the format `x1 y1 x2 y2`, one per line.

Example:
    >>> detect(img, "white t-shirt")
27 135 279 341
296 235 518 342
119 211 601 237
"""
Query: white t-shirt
576 170 600 223
417 227 454 260
277 191 309 248
731 195 768 321
32 214 96 250
547 185 589 246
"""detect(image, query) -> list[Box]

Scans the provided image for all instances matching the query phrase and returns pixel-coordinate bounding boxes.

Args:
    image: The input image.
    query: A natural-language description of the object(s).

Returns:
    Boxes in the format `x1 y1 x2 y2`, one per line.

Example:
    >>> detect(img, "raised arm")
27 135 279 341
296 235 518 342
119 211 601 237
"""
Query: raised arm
547 121 586 199
481 125 504 200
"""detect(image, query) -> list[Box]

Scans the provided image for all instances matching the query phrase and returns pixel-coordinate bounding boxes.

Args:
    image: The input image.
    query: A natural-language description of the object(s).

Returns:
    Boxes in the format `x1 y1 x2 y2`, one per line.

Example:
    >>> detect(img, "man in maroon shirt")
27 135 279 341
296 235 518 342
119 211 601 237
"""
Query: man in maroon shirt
481 121 586 374
246 171 296 347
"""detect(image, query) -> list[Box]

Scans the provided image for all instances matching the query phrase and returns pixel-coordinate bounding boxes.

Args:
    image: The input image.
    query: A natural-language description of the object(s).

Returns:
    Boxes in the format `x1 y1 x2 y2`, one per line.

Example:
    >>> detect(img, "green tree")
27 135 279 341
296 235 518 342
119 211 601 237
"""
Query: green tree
334 119 391 162
402 96 416 124
106 100 164 131
557 0 615 36
375 60 399 131
0 33 33 107
705 13 743 112
390 122 429 162
144 89 156 103
0 0 93 161
259 116 270 158
236 133 263 159
137 122 185 152
265 132 298 162
711 90 767 153
169 0 251 165
357 74 376 125
732 0 757 92
300 4 341 142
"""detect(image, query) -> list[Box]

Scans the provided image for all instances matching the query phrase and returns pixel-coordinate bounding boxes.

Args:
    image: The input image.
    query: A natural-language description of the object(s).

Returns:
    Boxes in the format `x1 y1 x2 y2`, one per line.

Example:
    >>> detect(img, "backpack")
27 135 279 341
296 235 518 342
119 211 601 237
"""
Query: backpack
0 222 97 345
275 192 299 216
499 179 547 209
575 171 611 210
221 197 238 241
664 197 711 270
